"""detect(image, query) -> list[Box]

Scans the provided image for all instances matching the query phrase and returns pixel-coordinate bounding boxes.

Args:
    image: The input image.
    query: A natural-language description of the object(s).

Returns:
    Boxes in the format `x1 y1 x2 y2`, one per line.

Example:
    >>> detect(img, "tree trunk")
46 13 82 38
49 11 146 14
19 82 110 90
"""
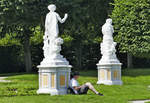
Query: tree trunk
24 36 32 72
127 53 133 68
75 44 82 69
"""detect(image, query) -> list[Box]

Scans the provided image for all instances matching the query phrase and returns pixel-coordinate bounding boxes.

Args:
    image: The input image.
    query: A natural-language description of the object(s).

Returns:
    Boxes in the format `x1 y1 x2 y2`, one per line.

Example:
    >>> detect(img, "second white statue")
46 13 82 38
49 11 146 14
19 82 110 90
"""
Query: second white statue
99 18 119 64
97 19 122 85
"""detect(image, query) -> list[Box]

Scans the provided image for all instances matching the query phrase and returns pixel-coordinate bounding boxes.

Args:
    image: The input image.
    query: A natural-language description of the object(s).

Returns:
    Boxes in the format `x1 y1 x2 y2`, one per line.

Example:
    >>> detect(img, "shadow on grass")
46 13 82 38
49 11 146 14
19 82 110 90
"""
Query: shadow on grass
0 68 150 78
0 72 37 77
79 68 150 77
122 68 150 77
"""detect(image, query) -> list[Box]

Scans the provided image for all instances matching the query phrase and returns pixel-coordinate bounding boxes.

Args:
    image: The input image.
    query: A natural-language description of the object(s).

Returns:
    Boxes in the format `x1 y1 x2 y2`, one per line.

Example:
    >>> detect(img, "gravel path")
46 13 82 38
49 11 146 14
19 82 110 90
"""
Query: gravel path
0 77 11 82
130 100 150 103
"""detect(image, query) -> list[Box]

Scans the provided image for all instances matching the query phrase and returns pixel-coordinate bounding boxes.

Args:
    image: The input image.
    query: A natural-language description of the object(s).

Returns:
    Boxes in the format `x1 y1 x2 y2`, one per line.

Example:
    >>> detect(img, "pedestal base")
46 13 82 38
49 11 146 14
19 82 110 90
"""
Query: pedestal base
97 63 123 85
37 65 71 95
97 80 122 85
37 88 67 95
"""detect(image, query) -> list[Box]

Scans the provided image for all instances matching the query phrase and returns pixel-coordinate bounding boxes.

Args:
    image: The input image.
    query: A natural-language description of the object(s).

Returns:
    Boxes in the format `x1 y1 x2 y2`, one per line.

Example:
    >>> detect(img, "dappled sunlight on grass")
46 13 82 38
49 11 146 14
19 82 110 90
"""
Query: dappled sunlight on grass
0 69 150 103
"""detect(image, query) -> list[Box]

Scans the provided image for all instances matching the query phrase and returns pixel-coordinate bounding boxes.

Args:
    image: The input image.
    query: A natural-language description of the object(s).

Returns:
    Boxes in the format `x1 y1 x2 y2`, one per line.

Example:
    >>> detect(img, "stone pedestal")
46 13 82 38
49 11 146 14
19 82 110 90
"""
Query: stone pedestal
97 63 122 85
37 65 71 95
37 37 72 95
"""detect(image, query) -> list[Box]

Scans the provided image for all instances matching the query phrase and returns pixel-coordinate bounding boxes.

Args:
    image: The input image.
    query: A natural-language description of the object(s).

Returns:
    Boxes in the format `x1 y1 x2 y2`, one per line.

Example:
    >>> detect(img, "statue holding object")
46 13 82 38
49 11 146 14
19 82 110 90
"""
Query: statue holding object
37 4 71 95
41 4 70 66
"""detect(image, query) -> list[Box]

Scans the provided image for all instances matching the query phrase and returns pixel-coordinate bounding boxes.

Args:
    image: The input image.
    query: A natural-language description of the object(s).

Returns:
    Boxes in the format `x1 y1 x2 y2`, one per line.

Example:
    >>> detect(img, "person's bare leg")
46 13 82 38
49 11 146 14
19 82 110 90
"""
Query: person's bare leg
85 82 99 94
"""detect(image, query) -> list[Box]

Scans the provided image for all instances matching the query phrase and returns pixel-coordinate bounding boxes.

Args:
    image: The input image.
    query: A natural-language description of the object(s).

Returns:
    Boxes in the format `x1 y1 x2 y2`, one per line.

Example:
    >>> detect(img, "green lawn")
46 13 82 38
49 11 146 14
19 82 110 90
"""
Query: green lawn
0 69 150 103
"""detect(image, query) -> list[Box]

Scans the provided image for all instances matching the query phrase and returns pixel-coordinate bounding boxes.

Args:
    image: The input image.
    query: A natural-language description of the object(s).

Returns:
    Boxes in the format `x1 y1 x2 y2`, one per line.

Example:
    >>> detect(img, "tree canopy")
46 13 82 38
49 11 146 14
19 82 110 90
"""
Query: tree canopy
111 0 150 58
1 0 149 72
0 0 113 71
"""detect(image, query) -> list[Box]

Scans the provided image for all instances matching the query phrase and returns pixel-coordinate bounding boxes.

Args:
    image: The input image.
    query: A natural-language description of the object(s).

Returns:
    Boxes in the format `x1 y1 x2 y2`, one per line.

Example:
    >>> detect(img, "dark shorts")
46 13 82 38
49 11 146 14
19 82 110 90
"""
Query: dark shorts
77 85 89 94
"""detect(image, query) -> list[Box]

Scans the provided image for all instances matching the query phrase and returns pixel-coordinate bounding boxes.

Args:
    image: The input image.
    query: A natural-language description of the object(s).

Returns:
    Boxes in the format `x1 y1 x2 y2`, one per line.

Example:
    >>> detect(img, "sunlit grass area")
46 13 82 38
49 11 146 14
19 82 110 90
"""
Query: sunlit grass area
0 69 150 103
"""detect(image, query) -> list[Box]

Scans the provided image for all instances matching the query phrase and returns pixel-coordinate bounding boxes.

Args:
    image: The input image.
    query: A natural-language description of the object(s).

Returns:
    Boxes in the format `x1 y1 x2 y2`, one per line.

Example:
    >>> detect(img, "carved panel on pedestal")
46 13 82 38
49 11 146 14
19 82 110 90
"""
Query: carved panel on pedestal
42 74 48 87
60 75 65 87
107 69 111 80
51 73 55 88
100 69 105 80
113 70 118 80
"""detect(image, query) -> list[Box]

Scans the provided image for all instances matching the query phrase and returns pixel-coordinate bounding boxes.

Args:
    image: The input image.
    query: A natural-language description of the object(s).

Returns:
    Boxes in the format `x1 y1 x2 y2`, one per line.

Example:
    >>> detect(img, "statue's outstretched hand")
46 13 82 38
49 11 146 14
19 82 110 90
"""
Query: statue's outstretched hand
64 13 68 19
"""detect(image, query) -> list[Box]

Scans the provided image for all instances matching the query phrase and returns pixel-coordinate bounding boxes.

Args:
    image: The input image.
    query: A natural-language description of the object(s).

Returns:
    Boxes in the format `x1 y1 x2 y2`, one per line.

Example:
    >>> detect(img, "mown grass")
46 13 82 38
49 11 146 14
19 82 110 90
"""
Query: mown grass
0 69 150 103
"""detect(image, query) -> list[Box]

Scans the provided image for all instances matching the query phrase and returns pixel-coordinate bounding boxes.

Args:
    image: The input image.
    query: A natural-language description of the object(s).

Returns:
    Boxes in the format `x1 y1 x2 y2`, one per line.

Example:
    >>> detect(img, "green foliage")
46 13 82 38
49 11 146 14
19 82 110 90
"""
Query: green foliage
0 0 52 72
111 0 150 58
0 34 20 46
0 0 50 45
59 0 112 69
30 26 43 45
0 0 115 71
0 86 36 96
0 46 24 73
0 74 38 96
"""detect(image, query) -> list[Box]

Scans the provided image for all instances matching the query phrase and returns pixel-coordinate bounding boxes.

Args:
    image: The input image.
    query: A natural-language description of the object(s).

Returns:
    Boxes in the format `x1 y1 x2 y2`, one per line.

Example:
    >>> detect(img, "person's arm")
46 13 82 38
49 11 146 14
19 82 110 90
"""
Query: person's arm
73 86 81 90
57 13 68 23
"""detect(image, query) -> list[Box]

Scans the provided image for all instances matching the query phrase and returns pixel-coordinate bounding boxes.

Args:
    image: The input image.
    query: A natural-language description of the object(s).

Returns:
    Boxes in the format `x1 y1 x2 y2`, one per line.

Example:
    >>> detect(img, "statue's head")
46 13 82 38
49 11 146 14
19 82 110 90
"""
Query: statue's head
48 4 56 12
106 18 112 24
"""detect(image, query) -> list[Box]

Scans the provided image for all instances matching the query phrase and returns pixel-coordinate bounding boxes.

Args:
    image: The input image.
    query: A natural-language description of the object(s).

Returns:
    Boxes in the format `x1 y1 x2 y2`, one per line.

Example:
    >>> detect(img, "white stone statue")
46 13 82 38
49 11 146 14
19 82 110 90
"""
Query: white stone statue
41 4 69 66
44 4 68 39
37 4 72 95
99 18 119 64
97 19 122 85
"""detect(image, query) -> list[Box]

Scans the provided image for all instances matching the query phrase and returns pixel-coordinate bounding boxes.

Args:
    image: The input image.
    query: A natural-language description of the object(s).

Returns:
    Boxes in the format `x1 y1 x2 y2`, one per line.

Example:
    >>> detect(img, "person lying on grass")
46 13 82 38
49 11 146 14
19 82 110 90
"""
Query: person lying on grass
69 71 104 96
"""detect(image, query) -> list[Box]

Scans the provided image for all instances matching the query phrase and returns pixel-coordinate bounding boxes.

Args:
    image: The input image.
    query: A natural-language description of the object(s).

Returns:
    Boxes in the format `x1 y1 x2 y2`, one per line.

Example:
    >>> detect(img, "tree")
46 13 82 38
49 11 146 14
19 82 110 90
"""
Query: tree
0 0 114 72
60 0 113 69
0 0 49 72
111 0 150 68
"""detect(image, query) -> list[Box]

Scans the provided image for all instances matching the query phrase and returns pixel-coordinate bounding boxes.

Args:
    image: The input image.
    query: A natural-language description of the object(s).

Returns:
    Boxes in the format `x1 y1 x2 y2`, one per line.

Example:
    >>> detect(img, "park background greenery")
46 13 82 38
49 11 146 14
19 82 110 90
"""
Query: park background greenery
0 0 150 73
0 0 150 103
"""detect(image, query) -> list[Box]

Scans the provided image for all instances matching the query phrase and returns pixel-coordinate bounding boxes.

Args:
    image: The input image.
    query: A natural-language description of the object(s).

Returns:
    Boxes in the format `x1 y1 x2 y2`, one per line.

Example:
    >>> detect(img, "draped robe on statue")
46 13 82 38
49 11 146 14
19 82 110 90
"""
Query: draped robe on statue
45 12 60 38
43 12 62 58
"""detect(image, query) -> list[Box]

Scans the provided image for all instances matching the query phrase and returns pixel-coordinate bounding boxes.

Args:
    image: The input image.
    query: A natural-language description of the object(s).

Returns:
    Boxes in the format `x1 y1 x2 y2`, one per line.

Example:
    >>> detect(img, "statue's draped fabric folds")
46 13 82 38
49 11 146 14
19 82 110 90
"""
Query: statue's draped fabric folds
41 4 69 66
97 19 123 85
37 4 71 96
100 19 119 64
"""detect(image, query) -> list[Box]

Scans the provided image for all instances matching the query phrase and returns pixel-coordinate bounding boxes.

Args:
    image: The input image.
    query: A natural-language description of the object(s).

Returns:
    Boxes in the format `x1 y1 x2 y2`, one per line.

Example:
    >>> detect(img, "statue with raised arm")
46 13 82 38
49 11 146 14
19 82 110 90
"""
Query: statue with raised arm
41 4 69 66
37 4 72 95
44 4 68 39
